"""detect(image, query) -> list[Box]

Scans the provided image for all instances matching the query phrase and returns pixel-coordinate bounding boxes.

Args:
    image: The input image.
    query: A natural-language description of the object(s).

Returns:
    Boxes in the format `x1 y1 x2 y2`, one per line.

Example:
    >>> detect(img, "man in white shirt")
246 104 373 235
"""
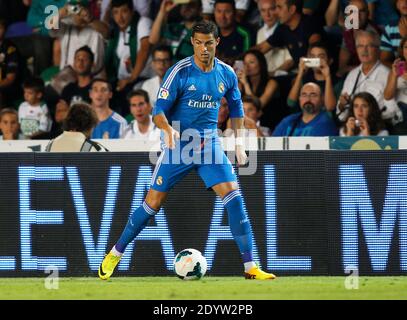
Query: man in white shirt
337 30 401 124
138 45 173 108
121 89 160 141
256 0 293 75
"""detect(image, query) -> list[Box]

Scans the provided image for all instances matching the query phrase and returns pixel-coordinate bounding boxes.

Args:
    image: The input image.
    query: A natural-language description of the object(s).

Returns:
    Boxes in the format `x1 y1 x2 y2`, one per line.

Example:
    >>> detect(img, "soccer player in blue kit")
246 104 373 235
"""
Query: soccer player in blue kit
99 20 276 280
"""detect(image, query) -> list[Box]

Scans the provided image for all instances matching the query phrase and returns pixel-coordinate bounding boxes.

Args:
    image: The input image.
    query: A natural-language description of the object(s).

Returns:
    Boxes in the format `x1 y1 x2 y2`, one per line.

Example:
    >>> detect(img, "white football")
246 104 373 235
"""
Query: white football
173 248 207 280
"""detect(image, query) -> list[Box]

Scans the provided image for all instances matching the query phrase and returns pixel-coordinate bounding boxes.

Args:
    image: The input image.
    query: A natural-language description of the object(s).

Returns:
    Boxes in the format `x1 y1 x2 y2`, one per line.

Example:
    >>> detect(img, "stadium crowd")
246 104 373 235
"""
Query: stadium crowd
0 0 405 140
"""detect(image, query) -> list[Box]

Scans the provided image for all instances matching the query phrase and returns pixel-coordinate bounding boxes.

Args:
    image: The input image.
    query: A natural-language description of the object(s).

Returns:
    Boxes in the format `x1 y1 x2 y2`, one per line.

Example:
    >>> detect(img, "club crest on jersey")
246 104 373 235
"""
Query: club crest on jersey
218 82 225 93
158 88 169 100
156 176 163 186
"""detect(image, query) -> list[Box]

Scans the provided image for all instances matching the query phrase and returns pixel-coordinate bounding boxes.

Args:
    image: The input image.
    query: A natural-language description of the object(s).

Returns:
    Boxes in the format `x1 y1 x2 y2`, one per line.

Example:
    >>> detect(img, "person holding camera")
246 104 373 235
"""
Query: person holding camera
340 92 388 136
336 30 395 124
287 42 339 112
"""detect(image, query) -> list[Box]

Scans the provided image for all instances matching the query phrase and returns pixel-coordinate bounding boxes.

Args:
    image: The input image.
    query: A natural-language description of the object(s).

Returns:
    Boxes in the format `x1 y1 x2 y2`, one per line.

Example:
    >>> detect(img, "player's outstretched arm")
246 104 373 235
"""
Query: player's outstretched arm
153 113 180 149
231 117 248 166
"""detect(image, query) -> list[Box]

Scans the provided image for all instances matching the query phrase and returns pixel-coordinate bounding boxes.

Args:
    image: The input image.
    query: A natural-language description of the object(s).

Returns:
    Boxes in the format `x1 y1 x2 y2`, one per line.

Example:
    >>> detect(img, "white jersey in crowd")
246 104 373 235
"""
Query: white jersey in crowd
121 116 160 140
116 17 154 80
18 102 52 136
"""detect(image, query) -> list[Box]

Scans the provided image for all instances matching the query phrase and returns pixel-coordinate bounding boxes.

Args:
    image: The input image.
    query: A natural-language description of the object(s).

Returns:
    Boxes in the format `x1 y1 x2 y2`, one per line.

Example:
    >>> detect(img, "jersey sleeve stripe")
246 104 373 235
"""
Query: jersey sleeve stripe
163 63 192 90
162 57 192 89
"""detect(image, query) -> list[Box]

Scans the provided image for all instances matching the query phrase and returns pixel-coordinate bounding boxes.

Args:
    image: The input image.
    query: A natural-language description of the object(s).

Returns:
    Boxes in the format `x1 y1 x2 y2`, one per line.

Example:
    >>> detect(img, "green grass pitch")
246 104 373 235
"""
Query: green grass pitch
0 277 407 300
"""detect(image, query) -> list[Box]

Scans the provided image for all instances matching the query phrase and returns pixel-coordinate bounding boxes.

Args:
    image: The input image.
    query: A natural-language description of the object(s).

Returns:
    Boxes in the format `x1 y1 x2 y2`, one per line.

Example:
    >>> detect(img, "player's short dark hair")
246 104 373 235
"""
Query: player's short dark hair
111 0 133 10
242 95 261 112
90 78 112 92
75 45 95 64
286 0 303 13
128 89 150 104
62 103 98 132
214 0 235 10
192 20 219 39
152 44 173 60
23 77 45 94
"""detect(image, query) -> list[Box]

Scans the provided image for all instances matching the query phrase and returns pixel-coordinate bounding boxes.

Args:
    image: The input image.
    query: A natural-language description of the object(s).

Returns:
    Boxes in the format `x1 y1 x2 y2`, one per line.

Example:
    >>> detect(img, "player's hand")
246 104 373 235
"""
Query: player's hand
164 127 180 150
235 144 248 166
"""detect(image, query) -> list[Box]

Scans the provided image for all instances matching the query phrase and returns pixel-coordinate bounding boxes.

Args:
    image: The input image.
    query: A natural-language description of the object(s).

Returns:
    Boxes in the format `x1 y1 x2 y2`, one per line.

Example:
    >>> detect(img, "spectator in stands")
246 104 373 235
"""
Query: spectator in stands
49 1 107 76
337 0 381 78
242 95 271 136
0 19 22 108
255 0 323 66
340 92 388 136
336 30 397 124
380 0 407 67
256 0 293 76
46 102 108 152
139 45 173 108
18 77 52 138
273 82 339 136
288 42 338 112
90 78 127 139
149 0 201 62
0 108 24 140
121 89 160 140
32 95 70 140
237 49 278 109
367 0 399 29
106 0 153 92
214 0 252 66
202 0 251 23
61 45 94 106
237 49 279 131
383 36 407 134
100 0 152 22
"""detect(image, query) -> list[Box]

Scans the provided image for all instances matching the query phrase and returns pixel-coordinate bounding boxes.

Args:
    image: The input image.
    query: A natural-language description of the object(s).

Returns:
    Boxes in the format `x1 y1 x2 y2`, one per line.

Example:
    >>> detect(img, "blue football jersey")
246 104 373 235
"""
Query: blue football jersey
153 56 244 137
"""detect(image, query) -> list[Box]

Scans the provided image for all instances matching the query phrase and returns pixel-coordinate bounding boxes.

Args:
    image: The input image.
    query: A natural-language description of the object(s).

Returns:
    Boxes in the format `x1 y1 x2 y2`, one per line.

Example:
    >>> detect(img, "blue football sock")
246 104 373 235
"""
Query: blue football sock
115 201 158 253
223 190 254 263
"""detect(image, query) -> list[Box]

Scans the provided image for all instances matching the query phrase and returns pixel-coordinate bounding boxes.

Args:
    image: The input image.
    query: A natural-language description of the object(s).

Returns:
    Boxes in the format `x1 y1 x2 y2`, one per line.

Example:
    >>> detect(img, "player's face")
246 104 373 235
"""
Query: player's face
152 51 172 78
243 53 260 76
191 32 219 65
90 82 112 108
130 95 151 123
0 113 19 139
353 97 370 120
112 4 133 31
74 51 92 75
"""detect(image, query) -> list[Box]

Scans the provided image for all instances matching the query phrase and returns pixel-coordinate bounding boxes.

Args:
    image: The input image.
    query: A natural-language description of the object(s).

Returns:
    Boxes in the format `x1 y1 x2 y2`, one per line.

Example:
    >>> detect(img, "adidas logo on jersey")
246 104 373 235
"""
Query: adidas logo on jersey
188 84 197 91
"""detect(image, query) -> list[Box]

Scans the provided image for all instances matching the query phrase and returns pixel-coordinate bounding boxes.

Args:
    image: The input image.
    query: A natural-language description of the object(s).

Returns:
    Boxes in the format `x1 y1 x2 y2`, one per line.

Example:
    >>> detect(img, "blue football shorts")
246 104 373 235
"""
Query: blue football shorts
150 137 237 192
